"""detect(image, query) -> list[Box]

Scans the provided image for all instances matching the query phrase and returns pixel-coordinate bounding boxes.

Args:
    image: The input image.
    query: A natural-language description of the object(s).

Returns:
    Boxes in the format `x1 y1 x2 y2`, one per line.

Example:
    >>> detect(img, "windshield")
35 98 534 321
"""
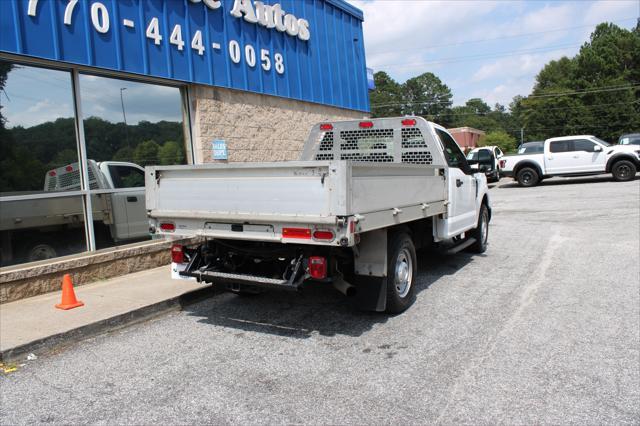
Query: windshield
593 137 611 147
518 142 543 154
619 135 640 145
466 151 479 161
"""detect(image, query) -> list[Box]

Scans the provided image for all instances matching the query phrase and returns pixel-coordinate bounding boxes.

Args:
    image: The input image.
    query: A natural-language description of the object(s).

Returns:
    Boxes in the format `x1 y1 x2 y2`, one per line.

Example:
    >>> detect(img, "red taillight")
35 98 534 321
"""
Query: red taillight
160 222 175 232
349 220 356 233
48 171 56 177
359 121 374 128
308 256 327 280
171 244 185 263
320 123 333 131
312 230 335 241
282 227 311 239
402 118 417 126
499 160 506 168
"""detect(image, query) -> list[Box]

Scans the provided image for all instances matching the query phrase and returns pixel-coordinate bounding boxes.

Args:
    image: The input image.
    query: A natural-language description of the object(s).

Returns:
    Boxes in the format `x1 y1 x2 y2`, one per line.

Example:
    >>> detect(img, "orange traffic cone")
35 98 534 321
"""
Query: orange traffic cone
55 274 84 310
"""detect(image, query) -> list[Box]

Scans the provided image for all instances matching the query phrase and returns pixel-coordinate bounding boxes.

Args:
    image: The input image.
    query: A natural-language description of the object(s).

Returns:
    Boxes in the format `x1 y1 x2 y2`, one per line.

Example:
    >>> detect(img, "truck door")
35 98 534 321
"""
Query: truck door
108 164 148 239
545 140 575 174
435 129 477 235
569 139 606 172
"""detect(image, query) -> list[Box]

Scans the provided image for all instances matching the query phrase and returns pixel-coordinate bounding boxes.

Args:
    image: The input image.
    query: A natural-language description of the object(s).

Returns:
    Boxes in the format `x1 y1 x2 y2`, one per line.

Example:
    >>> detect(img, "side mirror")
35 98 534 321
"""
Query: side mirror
467 159 479 165
593 145 603 152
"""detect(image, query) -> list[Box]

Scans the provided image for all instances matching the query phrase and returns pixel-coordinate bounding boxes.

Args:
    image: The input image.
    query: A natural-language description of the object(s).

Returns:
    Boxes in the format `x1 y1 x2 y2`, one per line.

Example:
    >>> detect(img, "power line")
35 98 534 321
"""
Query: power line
370 84 640 108
526 84 640 98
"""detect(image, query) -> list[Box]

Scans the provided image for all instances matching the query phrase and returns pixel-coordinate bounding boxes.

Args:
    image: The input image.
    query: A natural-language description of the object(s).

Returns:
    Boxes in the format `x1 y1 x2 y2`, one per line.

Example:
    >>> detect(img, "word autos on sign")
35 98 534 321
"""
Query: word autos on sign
5 0 369 112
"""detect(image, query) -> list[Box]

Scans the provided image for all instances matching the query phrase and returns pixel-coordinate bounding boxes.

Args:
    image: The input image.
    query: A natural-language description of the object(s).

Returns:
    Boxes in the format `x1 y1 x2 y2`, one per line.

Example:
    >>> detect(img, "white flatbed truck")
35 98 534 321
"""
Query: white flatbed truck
145 117 491 313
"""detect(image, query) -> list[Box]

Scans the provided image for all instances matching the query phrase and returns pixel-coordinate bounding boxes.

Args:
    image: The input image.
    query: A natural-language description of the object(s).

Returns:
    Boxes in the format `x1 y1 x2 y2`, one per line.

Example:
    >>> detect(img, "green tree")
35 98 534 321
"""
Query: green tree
113 146 135 163
158 141 184 165
401 72 453 124
479 130 518 153
369 71 403 117
513 23 640 142
133 140 160 166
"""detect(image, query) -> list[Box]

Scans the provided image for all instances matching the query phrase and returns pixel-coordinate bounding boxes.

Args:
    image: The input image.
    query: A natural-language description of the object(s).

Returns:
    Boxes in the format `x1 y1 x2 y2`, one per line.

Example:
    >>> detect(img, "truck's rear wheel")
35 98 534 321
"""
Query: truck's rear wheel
516 167 539 187
385 232 417 314
611 160 636 182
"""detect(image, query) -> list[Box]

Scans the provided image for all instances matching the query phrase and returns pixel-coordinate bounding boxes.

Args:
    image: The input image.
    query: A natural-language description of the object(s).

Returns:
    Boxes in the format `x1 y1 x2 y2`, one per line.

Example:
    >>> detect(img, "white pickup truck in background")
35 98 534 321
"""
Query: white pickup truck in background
501 135 640 187
0 160 148 265
146 117 491 314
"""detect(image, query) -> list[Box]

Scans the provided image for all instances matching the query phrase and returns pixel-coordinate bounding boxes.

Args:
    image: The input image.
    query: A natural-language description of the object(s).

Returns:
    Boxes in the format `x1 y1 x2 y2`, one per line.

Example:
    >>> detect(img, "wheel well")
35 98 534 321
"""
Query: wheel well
606 155 639 172
513 162 542 178
482 194 491 221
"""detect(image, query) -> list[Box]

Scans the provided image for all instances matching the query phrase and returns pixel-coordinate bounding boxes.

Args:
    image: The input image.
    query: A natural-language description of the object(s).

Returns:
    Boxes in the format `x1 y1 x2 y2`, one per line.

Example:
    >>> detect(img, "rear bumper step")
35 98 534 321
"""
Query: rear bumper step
180 270 302 291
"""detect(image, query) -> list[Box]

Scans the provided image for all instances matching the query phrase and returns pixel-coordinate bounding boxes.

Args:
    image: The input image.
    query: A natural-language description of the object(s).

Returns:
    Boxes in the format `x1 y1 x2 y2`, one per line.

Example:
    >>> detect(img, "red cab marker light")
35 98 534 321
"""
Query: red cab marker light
282 227 311 239
171 244 185 263
401 118 417 126
308 256 327 280
65 165 73 172
48 171 57 177
320 123 333 131
160 222 176 232
312 230 335 241
359 121 374 128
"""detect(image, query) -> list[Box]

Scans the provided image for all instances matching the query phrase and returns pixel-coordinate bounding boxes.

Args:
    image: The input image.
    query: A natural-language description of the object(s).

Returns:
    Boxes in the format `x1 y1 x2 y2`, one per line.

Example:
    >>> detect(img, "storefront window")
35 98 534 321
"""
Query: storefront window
0 60 189 267
78 74 187 250
0 61 87 266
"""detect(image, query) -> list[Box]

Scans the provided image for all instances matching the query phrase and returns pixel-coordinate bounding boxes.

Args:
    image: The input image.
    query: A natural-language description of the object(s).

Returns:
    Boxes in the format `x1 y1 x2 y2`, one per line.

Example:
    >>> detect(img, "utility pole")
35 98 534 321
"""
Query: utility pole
520 127 524 145
120 87 129 149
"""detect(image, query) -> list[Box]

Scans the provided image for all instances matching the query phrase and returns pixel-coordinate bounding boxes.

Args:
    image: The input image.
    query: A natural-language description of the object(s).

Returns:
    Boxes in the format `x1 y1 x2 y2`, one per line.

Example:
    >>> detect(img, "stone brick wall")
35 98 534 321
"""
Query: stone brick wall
190 85 366 163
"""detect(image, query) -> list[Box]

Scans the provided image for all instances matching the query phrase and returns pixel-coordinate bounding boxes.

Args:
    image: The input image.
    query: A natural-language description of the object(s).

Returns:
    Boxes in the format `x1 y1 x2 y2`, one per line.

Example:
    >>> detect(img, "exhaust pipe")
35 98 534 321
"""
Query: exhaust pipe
333 277 357 297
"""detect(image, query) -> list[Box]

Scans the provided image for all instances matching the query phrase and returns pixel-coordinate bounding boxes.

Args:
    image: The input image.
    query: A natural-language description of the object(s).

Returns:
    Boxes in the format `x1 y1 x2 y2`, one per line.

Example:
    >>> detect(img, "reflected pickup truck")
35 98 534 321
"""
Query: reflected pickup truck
0 160 148 265
146 117 491 313
501 135 640 187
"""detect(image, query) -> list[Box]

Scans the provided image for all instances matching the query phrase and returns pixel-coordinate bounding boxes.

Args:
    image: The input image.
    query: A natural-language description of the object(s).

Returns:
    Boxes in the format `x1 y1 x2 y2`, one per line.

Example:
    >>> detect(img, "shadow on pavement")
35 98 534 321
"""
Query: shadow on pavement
498 174 638 189
183 248 475 339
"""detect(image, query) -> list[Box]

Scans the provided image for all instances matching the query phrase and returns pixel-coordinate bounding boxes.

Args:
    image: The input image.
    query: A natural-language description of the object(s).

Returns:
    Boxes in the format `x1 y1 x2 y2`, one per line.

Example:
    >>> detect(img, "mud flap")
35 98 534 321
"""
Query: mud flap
353 275 387 312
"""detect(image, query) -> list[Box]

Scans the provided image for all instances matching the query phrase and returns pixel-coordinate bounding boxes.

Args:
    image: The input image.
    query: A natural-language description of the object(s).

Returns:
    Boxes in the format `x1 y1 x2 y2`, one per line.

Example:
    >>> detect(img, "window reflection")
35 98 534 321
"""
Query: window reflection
78 74 186 250
0 61 77 195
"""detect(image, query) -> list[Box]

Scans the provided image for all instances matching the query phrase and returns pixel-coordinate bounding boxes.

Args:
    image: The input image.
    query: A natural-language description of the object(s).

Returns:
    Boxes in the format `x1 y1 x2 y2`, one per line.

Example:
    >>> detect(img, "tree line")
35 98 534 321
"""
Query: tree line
369 22 640 153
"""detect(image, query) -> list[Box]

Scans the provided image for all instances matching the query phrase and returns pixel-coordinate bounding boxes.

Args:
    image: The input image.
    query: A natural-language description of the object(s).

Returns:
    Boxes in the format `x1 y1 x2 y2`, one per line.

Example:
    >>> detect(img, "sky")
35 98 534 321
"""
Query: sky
352 0 639 107
1 0 638 128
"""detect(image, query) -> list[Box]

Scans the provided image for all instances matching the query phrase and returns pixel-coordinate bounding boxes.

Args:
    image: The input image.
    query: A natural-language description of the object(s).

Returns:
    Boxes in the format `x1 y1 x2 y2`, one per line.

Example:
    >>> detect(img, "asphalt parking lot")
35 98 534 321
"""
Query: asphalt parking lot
1 175 639 425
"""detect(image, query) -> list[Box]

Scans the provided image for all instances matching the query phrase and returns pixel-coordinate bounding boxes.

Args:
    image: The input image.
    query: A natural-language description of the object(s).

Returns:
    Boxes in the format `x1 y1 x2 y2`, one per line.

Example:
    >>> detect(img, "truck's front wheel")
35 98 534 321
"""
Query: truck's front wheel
516 167 539 187
611 160 637 182
385 232 417 314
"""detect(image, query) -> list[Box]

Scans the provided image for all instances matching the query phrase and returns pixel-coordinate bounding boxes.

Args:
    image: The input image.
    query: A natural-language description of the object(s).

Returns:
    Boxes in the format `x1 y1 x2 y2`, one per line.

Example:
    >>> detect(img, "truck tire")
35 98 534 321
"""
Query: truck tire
611 160 637 182
385 232 417 314
469 204 489 254
516 167 539 187
22 242 58 263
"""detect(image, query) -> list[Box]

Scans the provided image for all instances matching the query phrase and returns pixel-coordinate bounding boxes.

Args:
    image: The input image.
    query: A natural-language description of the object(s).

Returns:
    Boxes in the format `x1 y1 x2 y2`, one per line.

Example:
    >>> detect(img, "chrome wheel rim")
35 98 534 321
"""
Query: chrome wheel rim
480 210 488 245
28 244 57 261
394 249 413 298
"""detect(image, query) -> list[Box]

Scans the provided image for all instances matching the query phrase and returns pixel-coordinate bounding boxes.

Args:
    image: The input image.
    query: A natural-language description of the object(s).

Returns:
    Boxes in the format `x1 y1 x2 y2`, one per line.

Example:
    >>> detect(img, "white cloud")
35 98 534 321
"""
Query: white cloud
355 0 638 107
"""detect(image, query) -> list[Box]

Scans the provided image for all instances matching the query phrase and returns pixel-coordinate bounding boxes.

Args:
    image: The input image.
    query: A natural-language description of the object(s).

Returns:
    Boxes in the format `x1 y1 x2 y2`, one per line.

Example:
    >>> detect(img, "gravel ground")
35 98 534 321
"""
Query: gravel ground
1 175 639 425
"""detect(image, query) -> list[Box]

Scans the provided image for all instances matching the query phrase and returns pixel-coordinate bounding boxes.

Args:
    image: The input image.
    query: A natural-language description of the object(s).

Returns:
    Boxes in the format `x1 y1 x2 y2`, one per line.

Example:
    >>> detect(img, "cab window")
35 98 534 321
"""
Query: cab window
573 140 597 152
549 140 571 153
109 165 145 188
436 129 471 173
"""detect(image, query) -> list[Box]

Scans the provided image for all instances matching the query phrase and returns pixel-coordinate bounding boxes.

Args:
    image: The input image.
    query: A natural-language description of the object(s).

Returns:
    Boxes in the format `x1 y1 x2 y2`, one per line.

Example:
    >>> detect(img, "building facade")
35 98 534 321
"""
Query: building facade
448 127 486 152
0 0 369 271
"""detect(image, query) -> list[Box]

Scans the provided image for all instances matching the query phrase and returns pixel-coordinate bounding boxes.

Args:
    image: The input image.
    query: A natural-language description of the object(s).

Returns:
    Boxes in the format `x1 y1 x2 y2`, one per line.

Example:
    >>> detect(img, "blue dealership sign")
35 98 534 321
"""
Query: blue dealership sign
0 0 369 112
367 67 374 90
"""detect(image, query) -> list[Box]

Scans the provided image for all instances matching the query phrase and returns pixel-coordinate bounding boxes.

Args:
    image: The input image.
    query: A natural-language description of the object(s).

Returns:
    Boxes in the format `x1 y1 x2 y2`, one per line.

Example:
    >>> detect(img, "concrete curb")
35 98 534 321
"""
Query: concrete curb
0 286 213 363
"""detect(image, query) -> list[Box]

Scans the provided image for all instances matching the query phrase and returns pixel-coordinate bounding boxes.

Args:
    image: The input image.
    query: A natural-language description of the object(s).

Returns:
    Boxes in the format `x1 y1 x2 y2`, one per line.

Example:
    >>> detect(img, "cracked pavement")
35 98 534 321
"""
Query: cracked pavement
1 175 638 424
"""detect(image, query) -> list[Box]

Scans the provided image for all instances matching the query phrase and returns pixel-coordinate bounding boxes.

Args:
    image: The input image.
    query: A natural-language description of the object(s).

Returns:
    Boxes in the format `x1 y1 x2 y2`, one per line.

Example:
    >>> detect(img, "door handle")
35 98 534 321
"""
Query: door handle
126 196 138 202
573 155 579 159
456 179 463 187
